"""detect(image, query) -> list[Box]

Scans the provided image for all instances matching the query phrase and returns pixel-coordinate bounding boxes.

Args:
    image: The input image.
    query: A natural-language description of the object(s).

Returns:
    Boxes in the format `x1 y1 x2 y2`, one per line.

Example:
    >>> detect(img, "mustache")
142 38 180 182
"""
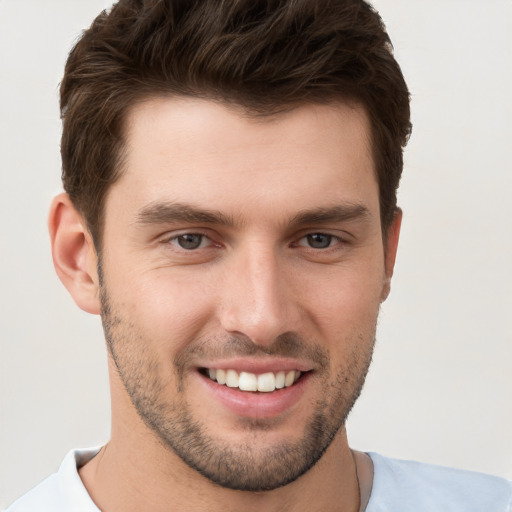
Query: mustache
174 332 330 371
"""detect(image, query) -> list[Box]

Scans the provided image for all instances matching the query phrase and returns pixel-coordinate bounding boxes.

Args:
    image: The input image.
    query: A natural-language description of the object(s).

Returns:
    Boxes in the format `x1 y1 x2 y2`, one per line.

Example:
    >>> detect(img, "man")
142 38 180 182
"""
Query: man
6 0 511 510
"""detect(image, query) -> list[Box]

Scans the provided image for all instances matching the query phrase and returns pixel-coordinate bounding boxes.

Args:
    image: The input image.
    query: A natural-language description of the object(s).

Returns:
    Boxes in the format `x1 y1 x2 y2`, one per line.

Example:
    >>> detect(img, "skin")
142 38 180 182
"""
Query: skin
49 98 401 512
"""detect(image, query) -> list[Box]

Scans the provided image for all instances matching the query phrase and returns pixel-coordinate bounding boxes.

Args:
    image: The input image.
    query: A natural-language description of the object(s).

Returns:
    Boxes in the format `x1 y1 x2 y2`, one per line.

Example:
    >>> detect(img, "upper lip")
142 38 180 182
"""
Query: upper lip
196 357 314 374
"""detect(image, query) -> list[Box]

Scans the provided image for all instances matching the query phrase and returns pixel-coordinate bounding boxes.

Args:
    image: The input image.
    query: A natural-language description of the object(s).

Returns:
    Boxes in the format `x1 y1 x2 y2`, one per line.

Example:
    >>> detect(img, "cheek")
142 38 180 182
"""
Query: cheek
300 261 385 331
122 271 218 348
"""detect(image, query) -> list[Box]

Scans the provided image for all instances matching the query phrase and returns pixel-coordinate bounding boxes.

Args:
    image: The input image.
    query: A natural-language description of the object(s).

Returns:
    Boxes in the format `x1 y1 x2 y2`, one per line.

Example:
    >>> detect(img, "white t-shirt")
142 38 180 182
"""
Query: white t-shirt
6 448 512 511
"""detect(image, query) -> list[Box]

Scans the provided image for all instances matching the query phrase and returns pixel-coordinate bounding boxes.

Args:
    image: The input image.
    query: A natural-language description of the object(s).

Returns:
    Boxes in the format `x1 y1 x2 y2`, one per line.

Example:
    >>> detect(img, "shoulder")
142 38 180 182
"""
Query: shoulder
5 448 101 512
366 452 512 512
5 473 63 512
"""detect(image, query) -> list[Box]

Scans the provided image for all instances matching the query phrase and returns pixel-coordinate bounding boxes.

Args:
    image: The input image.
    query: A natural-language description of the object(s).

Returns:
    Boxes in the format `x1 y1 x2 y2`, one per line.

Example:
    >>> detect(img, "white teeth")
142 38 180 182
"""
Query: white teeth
284 370 296 387
216 368 226 385
225 369 239 388
239 371 257 391
257 372 276 392
275 371 285 389
205 368 302 392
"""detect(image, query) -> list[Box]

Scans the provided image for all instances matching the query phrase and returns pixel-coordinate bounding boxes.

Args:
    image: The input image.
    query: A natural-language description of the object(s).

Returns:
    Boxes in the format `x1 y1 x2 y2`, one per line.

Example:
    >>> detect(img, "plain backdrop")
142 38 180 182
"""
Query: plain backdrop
1 0 511 507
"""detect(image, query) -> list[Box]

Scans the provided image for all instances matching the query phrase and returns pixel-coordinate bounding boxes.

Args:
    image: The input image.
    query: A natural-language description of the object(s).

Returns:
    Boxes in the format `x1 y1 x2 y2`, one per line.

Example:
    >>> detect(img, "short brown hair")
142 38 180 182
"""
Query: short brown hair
60 0 411 246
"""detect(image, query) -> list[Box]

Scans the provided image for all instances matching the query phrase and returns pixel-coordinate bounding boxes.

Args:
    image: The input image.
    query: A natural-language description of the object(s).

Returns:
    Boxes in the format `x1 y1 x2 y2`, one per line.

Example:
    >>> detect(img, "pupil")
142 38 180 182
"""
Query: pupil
307 233 331 249
178 234 202 249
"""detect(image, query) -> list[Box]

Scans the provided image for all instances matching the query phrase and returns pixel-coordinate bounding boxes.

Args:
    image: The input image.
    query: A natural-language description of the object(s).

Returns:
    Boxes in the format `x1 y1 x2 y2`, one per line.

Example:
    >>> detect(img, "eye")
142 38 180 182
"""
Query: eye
170 233 209 250
299 233 337 249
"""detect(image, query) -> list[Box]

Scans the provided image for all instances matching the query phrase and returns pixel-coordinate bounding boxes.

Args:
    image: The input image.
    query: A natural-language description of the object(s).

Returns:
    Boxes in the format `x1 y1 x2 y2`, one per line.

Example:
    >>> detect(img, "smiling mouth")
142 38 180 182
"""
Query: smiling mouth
200 368 303 393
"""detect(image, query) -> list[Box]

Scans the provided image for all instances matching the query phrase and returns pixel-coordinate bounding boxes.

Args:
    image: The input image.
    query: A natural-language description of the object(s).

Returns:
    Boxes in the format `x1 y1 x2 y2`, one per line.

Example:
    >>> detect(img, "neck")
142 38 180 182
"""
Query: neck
80 426 362 512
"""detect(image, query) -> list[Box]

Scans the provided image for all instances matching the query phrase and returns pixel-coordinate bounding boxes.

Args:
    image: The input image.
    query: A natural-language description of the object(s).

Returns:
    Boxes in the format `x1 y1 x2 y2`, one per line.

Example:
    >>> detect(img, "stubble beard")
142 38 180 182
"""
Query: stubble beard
100 285 375 492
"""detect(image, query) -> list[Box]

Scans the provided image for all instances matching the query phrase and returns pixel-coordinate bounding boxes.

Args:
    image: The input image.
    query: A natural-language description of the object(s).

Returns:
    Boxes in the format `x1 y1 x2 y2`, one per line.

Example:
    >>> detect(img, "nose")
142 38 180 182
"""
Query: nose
218 242 302 347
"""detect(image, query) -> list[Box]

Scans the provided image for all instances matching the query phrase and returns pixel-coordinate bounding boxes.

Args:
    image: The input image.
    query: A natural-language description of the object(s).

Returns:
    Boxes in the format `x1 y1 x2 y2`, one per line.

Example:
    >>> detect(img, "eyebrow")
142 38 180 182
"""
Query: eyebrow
135 201 371 228
289 204 372 227
136 202 237 227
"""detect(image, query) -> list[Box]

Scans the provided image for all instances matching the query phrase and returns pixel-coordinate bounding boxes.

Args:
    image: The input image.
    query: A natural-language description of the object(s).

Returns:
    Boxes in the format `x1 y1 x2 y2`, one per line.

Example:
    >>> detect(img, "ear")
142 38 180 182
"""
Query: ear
381 208 402 302
48 193 101 315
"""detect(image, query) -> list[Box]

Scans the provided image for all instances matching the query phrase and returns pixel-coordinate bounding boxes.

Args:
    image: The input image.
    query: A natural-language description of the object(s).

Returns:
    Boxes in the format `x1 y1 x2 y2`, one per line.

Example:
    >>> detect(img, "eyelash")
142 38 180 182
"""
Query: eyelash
162 231 345 252
294 233 343 250
165 232 216 251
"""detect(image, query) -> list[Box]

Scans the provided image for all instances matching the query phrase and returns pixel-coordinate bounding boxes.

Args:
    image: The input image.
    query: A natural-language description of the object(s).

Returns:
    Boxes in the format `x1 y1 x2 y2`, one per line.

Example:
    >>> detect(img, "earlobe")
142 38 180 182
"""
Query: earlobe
48 193 101 315
381 208 402 302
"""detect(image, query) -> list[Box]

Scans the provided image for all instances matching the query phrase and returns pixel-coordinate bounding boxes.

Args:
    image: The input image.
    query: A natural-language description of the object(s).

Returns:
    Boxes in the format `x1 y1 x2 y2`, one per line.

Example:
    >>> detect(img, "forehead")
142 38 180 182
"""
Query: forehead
107 97 378 225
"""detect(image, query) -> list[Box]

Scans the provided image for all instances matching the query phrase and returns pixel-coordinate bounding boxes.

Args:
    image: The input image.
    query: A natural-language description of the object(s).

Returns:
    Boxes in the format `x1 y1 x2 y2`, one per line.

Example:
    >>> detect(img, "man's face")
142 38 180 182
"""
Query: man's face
98 98 397 491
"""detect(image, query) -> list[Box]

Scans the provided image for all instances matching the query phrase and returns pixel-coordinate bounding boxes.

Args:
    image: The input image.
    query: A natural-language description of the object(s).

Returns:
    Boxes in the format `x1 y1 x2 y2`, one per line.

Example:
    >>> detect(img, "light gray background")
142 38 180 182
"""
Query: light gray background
1 0 511 507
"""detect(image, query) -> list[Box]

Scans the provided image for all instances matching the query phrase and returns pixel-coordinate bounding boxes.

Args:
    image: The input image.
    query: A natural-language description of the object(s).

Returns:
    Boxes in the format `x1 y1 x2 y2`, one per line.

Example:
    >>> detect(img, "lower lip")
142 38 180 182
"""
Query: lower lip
197 372 311 419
